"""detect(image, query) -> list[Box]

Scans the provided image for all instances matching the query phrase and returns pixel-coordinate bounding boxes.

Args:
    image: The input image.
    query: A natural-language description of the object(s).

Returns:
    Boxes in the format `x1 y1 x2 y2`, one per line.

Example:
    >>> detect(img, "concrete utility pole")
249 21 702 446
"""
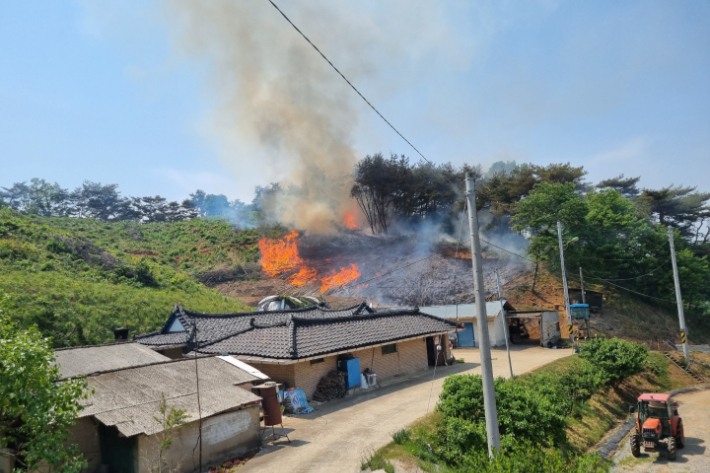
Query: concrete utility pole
668 227 690 360
579 267 586 304
557 221 574 349
495 269 514 378
464 173 501 457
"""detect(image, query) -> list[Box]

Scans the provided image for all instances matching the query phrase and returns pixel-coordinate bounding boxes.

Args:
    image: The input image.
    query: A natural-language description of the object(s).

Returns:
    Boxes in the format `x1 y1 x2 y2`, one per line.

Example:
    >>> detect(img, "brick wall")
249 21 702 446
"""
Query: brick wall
246 362 297 389
351 338 428 379
289 338 430 399
292 356 338 400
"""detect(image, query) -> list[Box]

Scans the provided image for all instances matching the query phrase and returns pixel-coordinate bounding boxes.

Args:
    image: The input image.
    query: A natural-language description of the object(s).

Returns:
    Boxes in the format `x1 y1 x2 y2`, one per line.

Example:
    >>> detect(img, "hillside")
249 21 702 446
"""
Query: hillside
0 209 265 346
502 263 710 344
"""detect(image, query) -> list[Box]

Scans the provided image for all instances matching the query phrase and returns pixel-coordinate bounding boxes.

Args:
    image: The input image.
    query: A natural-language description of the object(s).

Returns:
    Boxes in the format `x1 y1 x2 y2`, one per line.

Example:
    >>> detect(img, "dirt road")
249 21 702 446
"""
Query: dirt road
238 345 570 473
612 389 710 473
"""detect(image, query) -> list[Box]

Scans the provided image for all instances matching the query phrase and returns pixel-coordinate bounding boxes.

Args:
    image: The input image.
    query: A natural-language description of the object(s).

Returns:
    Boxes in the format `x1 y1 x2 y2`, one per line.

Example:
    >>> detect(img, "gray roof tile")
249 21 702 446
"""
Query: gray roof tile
136 303 455 360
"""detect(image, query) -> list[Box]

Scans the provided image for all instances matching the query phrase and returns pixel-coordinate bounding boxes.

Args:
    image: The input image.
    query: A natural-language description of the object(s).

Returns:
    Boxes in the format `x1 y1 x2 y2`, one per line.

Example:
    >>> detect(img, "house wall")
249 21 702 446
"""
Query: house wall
458 317 505 347
541 311 561 347
246 362 297 390
33 417 101 473
292 356 338 400
290 338 429 399
156 347 184 360
135 405 261 473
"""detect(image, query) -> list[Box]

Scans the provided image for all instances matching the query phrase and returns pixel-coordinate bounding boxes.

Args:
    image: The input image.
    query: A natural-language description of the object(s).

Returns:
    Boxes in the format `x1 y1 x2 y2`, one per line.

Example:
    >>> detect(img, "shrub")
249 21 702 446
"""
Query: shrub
392 428 411 445
437 375 567 448
459 440 609 472
579 337 648 381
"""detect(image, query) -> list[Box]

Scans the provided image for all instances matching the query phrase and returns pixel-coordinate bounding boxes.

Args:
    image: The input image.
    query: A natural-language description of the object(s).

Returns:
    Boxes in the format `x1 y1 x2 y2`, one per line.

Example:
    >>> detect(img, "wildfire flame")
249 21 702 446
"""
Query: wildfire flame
259 230 361 292
288 266 318 287
320 263 362 293
258 230 304 277
343 213 359 229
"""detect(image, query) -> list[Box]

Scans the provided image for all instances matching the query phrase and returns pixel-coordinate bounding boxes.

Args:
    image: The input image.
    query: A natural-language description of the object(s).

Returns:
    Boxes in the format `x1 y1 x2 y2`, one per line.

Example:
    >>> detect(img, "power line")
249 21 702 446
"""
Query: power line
265 0 431 165
586 259 670 281
586 275 675 304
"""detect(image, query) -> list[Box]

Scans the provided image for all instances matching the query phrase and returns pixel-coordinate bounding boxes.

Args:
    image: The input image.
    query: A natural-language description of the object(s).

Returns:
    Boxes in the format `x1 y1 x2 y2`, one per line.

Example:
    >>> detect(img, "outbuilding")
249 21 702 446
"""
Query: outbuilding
53 342 266 473
419 300 516 348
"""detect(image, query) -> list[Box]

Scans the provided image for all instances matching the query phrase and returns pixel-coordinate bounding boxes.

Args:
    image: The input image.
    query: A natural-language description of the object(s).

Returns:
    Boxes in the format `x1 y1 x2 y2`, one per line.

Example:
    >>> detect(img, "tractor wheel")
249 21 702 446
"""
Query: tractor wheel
667 436 677 461
677 421 685 449
630 433 641 458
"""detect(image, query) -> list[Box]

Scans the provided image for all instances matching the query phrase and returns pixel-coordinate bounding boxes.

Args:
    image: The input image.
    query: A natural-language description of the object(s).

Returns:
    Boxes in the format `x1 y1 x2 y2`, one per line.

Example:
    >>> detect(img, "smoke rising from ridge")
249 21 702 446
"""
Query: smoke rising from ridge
166 1 381 233
165 1 465 233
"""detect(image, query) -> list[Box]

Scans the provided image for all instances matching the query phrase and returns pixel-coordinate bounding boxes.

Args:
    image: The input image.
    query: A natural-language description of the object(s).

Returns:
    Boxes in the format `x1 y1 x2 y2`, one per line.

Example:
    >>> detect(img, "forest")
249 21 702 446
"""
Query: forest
2 156 710 342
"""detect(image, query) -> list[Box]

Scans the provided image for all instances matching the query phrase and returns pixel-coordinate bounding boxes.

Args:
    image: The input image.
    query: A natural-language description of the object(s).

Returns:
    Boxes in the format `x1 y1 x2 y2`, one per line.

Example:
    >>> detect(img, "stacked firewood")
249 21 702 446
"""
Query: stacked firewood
312 370 347 402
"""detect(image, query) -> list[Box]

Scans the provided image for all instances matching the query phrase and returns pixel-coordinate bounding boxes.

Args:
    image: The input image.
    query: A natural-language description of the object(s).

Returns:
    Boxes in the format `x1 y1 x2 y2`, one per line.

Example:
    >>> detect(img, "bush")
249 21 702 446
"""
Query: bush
459 441 609 473
579 337 648 381
437 375 567 449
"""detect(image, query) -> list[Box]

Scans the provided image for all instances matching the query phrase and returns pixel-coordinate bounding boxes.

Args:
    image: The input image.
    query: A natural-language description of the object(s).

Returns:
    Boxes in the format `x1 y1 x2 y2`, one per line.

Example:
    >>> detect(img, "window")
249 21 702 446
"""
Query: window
310 358 325 365
381 344 397 355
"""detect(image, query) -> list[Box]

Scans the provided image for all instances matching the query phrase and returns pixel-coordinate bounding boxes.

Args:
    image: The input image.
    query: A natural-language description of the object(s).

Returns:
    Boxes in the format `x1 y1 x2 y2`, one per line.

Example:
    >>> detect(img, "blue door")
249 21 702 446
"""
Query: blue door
458 323 475 347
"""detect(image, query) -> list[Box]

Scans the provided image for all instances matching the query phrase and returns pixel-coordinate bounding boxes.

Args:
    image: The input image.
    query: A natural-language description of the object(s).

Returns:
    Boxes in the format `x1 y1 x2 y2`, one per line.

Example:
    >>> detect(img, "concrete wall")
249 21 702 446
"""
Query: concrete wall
541 311 561 347
71 417 102 472
136 405 261 473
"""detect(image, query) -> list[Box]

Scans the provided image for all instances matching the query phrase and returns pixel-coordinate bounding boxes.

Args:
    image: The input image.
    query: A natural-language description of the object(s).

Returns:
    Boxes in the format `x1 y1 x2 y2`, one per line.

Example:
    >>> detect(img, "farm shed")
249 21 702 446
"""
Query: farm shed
419 300 516 348
505 310 561 347
53 343 265 473
136 303 456 400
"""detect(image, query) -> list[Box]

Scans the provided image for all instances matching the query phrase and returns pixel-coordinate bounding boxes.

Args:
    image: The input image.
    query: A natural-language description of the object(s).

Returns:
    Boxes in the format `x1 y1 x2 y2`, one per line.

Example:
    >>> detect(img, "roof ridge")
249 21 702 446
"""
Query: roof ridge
55 340 137 351
58 354 217 381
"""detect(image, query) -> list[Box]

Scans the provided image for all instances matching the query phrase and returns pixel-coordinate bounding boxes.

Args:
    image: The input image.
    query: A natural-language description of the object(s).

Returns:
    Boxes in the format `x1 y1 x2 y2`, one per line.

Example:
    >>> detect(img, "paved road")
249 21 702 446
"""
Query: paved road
612 389 710 473
240 345 570 473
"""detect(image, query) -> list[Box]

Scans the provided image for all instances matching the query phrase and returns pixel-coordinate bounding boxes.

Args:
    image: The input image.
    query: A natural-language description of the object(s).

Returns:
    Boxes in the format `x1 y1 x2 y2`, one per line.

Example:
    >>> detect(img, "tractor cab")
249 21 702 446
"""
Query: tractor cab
629 393 684 460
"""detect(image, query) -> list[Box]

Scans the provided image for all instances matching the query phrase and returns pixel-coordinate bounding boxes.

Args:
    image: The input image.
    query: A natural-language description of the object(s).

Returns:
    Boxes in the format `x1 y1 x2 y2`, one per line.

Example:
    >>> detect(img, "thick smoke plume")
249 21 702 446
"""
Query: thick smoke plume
167 1 378 233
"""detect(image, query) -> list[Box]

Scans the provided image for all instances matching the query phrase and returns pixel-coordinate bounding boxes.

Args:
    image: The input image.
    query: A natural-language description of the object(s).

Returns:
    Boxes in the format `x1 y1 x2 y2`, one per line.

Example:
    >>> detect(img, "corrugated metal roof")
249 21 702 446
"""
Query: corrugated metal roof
54 342 170 379
419 301 510 321
79 357 262 437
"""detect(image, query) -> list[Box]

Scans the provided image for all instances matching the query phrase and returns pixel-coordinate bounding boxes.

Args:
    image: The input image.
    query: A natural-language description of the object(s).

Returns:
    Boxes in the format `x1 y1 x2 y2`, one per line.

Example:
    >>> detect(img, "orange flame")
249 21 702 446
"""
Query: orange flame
288 266 318 287
320 263 361 293
258 230 304 277
344 213 359 229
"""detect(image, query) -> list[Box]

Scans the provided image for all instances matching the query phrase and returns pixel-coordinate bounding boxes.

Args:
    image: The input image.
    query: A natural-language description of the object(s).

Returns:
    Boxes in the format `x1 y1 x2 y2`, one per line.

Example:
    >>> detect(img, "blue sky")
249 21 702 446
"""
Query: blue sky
2 1 709 203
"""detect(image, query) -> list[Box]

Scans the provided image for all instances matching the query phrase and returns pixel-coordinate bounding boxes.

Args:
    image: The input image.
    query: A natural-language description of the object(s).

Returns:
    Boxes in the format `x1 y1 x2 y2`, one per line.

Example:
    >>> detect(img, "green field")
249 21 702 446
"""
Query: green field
0 209 282 346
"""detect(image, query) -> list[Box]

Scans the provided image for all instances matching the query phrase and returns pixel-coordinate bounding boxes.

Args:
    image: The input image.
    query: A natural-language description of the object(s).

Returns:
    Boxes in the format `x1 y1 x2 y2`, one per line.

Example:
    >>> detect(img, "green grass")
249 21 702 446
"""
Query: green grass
0 209 274 346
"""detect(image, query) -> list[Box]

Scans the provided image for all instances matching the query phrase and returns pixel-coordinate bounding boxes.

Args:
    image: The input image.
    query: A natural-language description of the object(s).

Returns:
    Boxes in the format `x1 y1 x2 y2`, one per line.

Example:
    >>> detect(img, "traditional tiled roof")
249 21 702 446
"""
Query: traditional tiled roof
78 356 262 437
135 303 455 360
54 342 170 379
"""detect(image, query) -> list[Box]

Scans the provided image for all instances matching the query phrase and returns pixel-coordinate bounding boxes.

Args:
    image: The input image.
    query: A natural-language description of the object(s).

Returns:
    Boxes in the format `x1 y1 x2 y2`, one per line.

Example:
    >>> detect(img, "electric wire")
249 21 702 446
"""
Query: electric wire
265 0 431 165
586 275 676 304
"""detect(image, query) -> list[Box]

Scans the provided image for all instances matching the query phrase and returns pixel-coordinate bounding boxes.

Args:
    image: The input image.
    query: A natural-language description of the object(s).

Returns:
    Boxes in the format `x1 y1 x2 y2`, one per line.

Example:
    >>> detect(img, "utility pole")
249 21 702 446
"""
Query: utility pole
579 267 586 304
557 221 574 349
668 227 690 360
465 173 501 457
579 267 590 340
495 269 514 378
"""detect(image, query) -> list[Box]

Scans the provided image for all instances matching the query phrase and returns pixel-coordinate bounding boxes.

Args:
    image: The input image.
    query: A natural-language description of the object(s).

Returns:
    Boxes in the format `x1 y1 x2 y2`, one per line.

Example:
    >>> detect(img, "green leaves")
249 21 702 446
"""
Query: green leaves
0 295 88 472
578 337 648 381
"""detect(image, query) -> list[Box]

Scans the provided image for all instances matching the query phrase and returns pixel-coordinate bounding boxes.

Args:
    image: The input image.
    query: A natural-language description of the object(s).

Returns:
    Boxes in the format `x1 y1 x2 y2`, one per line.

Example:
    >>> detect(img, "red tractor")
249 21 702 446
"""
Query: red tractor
629 393 684 460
